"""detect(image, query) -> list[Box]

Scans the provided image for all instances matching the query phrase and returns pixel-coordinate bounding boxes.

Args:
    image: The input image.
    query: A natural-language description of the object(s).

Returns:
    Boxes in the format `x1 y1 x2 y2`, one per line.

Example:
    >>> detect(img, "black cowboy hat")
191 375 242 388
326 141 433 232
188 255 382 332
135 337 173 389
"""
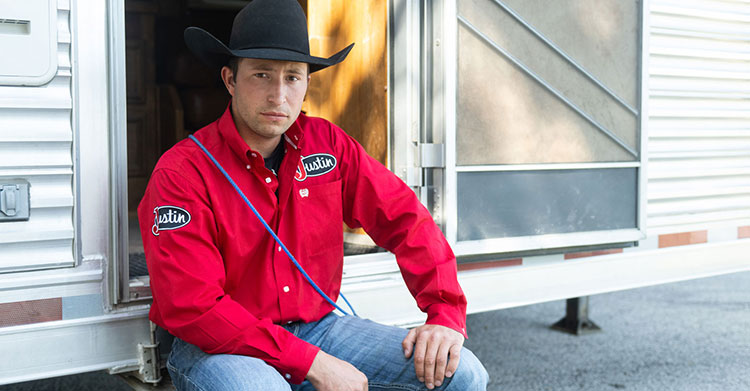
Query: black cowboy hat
184 0 354 73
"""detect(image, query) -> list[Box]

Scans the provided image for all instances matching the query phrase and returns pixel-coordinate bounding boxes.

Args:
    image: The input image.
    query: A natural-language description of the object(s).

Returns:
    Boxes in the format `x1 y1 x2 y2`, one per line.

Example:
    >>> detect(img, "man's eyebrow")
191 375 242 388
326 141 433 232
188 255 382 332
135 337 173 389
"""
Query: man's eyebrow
287 67 306 75
248 65 274 71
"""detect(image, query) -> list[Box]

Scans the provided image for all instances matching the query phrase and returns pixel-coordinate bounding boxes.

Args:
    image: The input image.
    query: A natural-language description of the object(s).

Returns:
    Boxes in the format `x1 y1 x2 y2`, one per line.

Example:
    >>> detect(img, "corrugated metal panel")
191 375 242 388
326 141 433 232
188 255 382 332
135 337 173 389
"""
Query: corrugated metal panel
647 0 750 229
0 4 74 272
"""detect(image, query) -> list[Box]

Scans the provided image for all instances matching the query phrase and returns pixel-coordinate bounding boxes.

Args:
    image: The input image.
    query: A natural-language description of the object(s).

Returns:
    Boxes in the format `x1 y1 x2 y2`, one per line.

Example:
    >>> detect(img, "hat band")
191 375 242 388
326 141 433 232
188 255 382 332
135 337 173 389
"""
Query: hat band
233 46 309 56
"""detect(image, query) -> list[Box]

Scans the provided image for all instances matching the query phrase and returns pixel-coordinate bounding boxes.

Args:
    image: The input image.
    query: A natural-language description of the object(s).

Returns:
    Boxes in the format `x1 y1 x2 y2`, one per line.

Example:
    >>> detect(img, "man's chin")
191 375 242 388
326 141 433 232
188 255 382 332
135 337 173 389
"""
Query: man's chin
253 124 291 138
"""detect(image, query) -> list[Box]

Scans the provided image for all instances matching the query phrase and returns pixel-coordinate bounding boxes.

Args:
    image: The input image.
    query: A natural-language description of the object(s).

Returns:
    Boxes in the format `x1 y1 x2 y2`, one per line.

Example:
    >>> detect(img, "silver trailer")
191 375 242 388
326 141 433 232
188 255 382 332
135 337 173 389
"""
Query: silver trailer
1 0 748 386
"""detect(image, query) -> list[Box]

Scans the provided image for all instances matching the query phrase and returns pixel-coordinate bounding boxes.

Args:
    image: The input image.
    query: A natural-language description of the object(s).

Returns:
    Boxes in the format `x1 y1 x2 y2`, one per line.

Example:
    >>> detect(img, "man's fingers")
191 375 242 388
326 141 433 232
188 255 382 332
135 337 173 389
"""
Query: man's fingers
406 324 466 389
402 328 417 358
412 333 428 382
445 344 462 378
422 334 441 389
433 342 451 387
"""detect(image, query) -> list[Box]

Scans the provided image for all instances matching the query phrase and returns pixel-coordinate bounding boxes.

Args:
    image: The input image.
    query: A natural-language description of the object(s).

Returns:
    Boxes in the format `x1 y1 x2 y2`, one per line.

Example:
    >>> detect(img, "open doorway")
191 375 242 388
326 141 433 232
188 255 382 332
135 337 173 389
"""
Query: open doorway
124 0 389 280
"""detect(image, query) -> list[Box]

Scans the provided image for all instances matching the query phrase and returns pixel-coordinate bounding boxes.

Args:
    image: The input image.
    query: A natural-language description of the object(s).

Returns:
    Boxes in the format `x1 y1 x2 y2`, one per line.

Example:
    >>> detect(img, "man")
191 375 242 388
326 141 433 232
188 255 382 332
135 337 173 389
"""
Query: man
139 0 488 390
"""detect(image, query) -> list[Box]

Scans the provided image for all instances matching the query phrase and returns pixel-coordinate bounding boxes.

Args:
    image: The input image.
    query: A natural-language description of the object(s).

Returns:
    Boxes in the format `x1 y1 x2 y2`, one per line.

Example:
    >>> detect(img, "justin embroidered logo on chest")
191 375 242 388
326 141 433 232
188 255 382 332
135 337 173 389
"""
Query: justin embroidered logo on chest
294 153 337 182
152 206 191 236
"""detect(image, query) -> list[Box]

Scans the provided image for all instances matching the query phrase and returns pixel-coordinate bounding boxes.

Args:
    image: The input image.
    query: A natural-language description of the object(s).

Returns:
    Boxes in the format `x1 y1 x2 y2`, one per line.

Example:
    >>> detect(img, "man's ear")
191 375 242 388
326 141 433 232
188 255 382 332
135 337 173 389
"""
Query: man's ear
220 66 236 96
303 74 312 102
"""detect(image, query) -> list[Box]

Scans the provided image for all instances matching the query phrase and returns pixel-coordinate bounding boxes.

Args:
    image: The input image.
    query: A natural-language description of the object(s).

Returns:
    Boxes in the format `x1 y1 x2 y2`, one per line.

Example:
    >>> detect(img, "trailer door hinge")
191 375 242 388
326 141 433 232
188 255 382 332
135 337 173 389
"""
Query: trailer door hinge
130 321 163 385
419 143 445 168
134 341 162 385
405 167 423 188
404 144 445 187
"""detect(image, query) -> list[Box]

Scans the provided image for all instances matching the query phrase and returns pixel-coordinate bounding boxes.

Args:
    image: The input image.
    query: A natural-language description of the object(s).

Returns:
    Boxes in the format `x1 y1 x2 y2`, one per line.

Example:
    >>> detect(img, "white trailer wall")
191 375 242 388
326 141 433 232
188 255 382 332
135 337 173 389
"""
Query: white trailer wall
0 1 76 273
648 0 750 231
0 1 153 385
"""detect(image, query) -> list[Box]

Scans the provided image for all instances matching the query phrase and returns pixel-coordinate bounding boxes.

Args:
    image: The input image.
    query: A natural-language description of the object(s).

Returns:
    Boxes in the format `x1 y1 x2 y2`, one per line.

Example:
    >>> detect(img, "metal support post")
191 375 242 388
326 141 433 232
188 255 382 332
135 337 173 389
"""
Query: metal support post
551 296 601 335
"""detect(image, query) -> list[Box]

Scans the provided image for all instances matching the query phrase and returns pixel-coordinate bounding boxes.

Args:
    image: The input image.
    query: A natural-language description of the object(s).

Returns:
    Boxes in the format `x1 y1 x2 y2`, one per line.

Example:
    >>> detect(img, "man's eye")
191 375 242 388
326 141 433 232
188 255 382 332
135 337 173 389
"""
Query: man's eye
254 73 268 78
288 75 300 81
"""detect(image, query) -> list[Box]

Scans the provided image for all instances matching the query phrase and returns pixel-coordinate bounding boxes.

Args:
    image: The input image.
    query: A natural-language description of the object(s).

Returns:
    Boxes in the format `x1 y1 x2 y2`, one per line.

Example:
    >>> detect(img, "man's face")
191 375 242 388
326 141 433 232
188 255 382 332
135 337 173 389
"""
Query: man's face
222 58 310 141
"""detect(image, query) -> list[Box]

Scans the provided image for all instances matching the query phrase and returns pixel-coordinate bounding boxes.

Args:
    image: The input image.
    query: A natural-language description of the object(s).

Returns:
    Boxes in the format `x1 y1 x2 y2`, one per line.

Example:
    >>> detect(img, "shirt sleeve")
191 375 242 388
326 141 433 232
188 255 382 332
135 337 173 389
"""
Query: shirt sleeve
332 125 468 338
138 167 320 384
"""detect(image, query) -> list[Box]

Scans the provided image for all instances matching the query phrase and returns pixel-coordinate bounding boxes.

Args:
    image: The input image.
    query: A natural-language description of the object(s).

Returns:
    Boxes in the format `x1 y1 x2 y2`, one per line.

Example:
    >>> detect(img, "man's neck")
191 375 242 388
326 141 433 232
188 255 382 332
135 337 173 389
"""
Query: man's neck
239 130 282 158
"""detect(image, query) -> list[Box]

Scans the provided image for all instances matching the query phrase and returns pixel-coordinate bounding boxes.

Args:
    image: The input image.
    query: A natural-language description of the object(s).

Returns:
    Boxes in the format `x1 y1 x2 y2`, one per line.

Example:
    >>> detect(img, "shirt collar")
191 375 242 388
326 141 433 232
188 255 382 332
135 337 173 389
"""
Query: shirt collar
284 117 304 151
217 104 305 163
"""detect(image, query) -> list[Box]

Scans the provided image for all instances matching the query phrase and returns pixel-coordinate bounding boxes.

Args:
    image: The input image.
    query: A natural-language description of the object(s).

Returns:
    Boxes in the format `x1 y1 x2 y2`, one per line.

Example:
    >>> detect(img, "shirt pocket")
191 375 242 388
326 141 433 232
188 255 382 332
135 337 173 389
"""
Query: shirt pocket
294 179 344 259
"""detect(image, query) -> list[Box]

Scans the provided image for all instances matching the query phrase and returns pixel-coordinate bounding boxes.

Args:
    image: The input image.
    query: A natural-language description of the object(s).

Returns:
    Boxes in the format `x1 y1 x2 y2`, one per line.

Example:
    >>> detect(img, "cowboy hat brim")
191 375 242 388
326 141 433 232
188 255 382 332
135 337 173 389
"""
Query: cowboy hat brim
184 27 354 74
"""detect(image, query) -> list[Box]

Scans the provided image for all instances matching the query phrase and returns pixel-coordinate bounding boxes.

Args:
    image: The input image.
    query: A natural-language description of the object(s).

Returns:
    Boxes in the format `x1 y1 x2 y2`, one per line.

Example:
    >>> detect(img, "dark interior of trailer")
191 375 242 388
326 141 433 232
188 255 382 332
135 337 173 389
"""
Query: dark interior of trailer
125 0 388 278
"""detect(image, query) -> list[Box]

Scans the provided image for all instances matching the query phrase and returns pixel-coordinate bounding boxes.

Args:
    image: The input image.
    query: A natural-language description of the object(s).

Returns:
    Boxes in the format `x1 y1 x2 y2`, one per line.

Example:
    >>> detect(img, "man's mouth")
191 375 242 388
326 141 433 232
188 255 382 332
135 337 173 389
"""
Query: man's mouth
260 111 288 121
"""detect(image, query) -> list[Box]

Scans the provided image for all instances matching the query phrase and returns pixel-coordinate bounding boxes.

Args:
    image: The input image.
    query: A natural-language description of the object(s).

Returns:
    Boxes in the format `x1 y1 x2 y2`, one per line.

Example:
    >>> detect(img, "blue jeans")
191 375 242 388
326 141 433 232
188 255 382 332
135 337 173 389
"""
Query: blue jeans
167 312 489 390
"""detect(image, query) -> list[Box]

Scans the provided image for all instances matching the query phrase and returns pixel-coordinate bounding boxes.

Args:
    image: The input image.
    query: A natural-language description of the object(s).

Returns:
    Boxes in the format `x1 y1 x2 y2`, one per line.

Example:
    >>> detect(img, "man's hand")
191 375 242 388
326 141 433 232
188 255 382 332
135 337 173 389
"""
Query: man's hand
306 350 368 391
402 324 465 390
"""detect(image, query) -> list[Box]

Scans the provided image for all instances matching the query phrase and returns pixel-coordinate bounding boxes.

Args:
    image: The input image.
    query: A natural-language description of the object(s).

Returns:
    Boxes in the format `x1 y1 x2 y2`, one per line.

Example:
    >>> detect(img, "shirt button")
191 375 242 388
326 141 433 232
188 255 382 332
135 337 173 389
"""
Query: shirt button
265 177 272 183
283 286 290 293
245 164 251 170
277 246 282 252
285 373 291 380
251 153 257 157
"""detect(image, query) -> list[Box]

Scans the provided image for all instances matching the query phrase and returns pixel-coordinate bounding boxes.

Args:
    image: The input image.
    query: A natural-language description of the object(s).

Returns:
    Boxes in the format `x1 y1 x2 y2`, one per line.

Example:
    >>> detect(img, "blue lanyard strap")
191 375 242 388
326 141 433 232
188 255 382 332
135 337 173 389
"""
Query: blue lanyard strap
188 135 357 317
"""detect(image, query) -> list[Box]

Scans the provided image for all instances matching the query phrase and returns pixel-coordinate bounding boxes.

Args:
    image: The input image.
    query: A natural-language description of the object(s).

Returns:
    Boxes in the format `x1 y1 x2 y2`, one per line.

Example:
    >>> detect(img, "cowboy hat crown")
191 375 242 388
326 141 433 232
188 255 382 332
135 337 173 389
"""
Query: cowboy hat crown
184 0 354 73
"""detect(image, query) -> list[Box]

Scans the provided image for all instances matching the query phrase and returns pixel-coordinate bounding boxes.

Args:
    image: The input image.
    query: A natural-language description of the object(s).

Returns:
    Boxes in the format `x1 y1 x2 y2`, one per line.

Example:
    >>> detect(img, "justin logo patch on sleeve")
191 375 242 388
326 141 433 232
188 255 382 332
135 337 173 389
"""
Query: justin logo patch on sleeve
152 206 191 236
294 153 337 182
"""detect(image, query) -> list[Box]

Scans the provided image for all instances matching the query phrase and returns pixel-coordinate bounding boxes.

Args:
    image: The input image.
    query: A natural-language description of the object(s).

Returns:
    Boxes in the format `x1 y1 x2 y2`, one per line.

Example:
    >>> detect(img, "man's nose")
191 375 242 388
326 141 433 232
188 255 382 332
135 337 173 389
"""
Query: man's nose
267 80 286 105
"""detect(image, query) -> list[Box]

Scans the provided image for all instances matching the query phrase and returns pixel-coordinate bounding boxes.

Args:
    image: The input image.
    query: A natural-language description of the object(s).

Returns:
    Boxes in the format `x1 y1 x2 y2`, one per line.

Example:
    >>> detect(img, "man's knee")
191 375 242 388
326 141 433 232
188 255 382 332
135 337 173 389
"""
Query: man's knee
168 339 292 391
447 348 489 391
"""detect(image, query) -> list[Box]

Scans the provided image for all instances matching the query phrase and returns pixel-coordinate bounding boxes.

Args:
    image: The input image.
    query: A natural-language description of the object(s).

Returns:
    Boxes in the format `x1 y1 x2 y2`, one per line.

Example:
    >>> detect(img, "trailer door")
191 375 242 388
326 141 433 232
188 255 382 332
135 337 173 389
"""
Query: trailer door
110 0 392 305
404 0 648 259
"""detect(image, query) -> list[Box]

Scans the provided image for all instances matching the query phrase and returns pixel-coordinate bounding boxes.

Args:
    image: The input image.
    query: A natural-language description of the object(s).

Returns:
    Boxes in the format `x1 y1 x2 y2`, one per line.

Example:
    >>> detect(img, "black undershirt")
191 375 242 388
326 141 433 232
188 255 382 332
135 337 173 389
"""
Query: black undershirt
264 139 285 177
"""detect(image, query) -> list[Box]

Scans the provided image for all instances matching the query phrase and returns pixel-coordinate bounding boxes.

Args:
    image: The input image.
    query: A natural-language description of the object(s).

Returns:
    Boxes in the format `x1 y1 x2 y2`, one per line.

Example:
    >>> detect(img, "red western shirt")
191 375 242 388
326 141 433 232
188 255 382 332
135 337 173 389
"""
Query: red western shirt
138 107 467 384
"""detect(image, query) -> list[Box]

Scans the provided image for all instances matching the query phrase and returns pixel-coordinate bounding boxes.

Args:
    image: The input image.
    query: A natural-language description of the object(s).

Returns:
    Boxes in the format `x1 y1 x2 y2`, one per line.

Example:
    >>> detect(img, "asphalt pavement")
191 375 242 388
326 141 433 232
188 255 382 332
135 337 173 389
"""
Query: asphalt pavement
464 270 750 391
2 271 749 391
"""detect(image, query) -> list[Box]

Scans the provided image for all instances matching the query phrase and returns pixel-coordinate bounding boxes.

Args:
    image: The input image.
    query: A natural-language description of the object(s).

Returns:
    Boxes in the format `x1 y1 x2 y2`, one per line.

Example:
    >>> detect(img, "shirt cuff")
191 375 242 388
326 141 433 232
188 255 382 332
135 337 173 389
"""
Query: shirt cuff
425 303 468 339
278 336 321 384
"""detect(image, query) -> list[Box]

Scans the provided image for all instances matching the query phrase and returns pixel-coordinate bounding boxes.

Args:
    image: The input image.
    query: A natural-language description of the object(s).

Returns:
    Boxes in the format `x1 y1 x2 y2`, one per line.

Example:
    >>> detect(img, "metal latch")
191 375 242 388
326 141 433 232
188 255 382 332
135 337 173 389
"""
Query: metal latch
0 180 30 221
1 185 18 216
